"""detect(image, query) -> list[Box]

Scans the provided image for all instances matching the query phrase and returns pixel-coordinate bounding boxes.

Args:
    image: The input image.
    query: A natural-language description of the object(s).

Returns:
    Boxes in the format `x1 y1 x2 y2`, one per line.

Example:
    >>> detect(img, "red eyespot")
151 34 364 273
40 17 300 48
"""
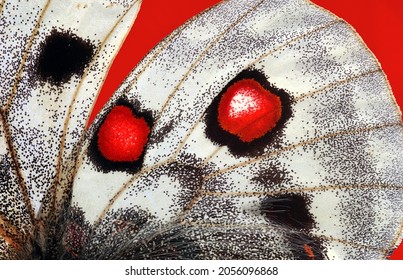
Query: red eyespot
217 79 282 142
205 70 292 157
97 105 150 162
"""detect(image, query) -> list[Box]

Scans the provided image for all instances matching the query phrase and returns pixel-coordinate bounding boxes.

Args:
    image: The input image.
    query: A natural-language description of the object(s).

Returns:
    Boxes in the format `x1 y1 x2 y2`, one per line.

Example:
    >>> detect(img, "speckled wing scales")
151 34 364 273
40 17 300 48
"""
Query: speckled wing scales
66 0 403 259
0 0 141 258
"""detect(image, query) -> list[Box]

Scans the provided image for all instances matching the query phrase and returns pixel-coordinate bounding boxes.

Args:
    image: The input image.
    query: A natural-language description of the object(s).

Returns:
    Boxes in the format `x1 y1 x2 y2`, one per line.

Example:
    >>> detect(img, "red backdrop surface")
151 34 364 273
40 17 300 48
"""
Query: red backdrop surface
91 0 403 259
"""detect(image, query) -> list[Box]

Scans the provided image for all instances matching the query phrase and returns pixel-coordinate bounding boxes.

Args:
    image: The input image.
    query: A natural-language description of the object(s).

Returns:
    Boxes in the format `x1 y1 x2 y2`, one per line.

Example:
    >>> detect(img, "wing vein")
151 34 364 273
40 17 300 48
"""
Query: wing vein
146 0 266 143
176 122 402 219
0 108 35 224
203 122 402 182
0 0 5 15
0 213 26 255
0 1 52 224
294 68 382 102
70 3 201 191
185 221 386 253
198 183 403 198
89 0 266 225
197 68 383 167
4 0 51 113
163 18 345 168
49 0 142 218
245 19 343 69
121 0 231 96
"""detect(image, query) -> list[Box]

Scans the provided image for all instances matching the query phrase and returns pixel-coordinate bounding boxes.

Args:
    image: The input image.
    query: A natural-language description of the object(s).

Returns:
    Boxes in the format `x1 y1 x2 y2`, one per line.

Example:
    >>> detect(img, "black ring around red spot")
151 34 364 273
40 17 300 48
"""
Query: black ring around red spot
88 98 154 174
205 69 293 157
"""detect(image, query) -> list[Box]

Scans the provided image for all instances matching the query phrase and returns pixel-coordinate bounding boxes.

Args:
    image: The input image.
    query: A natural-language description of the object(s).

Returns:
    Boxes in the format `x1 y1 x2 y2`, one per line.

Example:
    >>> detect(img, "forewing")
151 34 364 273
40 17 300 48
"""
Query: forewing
66 0 403 259
0 0 141 258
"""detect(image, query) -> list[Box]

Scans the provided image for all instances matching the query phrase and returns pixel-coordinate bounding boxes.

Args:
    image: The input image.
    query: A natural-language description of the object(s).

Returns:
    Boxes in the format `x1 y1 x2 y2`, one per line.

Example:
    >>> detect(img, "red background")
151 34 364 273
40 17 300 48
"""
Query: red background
90 0 403 259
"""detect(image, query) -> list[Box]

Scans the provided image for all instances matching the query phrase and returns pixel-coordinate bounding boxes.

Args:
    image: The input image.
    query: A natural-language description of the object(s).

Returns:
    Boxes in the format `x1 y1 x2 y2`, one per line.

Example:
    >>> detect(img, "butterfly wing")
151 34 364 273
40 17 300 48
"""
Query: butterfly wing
64 0 403 259
0 0 142 258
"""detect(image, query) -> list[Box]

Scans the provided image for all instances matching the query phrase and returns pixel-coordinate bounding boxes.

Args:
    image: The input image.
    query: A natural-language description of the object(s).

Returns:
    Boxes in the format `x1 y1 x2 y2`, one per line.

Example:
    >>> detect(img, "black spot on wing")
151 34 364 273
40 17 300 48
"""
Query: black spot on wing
35 29 95 85
260 194 327 259
260 194 314 230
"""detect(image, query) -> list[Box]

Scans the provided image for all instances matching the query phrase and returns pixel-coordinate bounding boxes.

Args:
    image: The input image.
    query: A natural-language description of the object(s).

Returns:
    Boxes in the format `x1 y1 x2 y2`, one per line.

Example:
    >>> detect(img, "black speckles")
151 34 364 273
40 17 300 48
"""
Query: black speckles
35 29 95 86
187 227 291 259
0 156 31 232
124 159 204 214
260 193 314 230
62 206 91 258
252 161 292 189
337 188 402 255
205 69 293 157
0 156 13 189
148 119 175 146
98 207 151 242
113 229 202 260
186 196 238 224
162 163 204 208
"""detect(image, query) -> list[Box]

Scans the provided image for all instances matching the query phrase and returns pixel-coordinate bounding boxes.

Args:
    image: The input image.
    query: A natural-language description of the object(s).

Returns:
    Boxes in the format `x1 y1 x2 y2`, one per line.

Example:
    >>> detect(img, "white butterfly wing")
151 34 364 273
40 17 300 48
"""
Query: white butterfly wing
66 0 403 259
0 0 141 258
0 0 50 259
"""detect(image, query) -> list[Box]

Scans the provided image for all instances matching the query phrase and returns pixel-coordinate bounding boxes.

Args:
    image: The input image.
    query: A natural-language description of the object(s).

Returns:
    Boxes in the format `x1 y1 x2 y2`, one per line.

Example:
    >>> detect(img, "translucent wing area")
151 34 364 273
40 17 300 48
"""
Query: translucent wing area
0 0 141 258
67 0 403 259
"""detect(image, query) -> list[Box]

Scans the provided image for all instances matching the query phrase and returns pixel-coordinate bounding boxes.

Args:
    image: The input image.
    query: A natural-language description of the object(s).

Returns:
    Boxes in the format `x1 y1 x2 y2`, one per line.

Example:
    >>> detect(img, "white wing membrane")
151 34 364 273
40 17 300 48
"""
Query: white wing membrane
0 0 47 107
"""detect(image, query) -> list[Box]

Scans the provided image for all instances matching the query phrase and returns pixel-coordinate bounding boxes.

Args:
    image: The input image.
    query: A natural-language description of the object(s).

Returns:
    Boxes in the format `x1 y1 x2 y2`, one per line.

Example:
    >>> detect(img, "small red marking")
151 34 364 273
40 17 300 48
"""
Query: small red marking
97 105 150 162
303 243 315 259
217 79 282 142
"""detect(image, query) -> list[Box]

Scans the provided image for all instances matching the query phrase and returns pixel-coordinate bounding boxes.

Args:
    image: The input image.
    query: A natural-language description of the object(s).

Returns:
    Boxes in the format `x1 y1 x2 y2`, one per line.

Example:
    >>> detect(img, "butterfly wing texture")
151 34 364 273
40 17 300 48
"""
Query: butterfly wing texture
65 0 403 259
1 0 402 260
0 0 142 258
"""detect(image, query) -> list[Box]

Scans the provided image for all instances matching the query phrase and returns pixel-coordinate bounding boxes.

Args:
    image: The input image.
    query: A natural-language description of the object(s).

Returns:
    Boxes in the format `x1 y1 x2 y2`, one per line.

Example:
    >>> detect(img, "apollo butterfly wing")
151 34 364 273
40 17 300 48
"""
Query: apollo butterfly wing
1 0 402 259
65 0 403 259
